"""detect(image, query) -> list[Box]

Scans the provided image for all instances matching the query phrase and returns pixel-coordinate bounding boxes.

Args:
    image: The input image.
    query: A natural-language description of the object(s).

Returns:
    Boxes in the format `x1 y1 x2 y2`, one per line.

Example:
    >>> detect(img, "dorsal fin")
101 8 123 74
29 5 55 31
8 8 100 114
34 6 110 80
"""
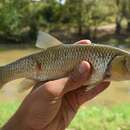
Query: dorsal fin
36 31 63 49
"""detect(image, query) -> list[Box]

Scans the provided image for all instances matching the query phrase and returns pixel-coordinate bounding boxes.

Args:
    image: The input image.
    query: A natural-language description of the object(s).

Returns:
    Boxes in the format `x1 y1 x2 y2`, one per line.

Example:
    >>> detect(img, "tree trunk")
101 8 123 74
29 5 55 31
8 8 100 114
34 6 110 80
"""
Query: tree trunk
78 22 83 35
127 21 130 32
115 16 122 34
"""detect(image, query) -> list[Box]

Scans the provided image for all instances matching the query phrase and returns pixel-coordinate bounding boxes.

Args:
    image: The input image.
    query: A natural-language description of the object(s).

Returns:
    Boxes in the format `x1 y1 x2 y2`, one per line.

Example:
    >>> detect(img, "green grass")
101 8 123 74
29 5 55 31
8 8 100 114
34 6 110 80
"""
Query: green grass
0 101 20 127
69 104 130 130
0 102 130 130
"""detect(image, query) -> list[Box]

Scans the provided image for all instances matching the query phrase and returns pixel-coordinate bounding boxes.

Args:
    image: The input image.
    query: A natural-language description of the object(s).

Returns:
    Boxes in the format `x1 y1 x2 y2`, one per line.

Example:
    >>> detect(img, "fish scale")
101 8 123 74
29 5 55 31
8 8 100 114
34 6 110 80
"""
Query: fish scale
32 45 123 81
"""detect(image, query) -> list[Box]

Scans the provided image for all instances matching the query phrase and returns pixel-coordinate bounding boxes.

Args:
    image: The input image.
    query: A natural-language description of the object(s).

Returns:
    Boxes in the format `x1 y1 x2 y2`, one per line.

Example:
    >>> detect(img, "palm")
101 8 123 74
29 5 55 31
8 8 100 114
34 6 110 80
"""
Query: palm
35 82 109 130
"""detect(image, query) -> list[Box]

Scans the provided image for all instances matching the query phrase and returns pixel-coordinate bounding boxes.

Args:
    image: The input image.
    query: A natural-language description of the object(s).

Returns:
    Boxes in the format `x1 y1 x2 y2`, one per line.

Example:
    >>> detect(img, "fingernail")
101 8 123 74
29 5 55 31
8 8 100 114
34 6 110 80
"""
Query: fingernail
71 61 90 82
79 62 87 74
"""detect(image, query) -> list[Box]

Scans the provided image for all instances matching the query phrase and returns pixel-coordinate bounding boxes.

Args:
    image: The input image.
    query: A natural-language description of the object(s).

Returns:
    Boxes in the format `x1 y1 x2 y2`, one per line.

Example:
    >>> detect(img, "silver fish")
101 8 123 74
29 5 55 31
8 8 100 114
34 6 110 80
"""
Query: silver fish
0 31 130 91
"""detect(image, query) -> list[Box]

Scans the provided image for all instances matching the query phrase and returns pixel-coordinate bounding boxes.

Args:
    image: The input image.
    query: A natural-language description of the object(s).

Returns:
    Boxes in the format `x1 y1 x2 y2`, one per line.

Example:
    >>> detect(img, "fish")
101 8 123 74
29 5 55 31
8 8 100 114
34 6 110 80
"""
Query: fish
0 31 130 91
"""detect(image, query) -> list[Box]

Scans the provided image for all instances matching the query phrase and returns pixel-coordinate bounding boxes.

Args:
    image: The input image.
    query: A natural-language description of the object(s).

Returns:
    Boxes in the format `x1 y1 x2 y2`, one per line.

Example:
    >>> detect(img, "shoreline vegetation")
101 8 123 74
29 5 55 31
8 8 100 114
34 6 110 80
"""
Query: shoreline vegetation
0 0 130 47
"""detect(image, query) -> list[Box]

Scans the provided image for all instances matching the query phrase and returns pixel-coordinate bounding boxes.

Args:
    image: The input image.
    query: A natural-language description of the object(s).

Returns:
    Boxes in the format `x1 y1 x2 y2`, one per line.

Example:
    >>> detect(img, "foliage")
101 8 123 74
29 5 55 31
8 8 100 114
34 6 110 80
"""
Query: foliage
115 0 130 33
0 0 129 42
0 1 29 36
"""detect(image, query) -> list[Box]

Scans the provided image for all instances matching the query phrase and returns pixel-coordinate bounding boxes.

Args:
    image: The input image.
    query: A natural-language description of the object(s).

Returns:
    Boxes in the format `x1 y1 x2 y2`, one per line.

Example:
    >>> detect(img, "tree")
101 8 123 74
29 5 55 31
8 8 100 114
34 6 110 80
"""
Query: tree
115 0 130 33
115 0 122 34
0 0 30 41
62 0 95 35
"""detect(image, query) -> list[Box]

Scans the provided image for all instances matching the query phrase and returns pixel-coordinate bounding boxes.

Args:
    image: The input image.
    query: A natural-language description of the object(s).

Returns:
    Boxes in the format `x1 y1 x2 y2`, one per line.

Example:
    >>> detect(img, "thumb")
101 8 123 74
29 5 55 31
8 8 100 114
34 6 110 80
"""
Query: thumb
63 61 91 94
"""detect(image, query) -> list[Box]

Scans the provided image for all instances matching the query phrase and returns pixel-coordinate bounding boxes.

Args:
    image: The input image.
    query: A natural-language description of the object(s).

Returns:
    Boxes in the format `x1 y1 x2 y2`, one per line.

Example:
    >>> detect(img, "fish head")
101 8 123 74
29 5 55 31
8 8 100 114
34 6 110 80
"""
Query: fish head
110 55 130 81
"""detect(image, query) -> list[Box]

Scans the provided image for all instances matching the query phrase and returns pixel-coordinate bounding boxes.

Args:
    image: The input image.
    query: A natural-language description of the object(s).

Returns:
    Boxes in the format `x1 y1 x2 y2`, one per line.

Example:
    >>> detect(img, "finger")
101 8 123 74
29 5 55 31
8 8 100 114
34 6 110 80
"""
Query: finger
74 81 110 105
74 39 91 45
63 61 91 94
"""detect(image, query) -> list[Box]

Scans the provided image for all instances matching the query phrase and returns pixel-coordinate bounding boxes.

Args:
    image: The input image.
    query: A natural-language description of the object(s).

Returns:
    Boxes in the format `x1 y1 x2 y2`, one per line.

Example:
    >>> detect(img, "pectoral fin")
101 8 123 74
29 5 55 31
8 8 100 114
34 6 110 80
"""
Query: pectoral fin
18 78 37 92
36 31 63 49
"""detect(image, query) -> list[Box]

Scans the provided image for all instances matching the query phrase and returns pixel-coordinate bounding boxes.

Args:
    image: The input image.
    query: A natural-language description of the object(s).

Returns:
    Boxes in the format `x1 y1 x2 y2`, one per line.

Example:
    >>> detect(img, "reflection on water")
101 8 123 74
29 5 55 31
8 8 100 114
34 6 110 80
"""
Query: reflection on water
0 48 129 106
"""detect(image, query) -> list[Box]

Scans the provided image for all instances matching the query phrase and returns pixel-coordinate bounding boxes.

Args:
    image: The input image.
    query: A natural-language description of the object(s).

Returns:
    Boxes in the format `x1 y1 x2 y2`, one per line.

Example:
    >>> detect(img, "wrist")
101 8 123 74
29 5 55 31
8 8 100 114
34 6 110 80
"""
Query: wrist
1 111 31 130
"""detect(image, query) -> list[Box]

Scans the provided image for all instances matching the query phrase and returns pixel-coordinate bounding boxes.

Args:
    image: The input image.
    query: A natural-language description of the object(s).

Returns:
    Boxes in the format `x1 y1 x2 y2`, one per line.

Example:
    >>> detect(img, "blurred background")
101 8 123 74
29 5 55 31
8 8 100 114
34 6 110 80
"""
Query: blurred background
0 0 130 130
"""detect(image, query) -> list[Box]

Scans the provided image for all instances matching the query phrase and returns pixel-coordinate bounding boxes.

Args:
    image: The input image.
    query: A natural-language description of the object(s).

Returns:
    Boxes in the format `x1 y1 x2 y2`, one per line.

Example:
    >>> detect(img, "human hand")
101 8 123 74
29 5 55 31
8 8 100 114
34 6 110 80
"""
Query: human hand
2 40 110 130
2 61 110 130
